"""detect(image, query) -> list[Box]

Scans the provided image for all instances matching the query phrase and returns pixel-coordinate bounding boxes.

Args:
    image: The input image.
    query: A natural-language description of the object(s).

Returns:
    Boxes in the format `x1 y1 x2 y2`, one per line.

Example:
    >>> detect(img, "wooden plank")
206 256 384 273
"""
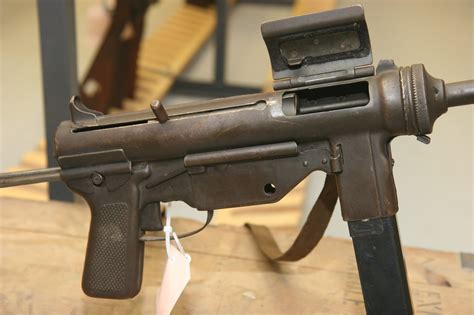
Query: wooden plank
0 185 48 201
124 80 174 111
20 149 47 169
127 3 216 110
0 197 471 314
293 0 337 15
137 58 170 74
74 1 216 116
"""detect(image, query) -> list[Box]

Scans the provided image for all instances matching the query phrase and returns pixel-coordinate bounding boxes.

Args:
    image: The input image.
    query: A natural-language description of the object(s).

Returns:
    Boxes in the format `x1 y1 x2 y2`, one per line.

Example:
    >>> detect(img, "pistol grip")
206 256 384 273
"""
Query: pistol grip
83 200 144 299
335 132 398 221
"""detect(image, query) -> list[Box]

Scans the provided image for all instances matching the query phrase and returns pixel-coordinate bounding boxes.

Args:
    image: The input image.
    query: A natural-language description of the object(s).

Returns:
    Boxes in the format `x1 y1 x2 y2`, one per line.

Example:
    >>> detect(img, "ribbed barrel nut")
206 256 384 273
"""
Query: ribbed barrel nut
401 64 448 136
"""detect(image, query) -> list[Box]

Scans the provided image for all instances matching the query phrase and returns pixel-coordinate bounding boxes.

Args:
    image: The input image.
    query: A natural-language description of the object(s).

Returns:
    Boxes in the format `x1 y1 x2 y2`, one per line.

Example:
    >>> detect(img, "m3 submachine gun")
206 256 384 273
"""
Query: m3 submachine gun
1 6 473 314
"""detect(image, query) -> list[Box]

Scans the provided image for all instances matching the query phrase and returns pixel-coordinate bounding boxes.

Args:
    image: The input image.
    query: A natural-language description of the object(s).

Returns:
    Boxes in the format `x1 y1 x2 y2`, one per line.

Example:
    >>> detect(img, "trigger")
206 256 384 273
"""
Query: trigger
140 203 163 231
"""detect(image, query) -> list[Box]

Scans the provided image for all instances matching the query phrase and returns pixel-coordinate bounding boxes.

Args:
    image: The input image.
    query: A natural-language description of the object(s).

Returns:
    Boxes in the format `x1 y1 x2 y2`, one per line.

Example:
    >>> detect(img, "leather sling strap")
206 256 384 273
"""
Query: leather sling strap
245 175 338 261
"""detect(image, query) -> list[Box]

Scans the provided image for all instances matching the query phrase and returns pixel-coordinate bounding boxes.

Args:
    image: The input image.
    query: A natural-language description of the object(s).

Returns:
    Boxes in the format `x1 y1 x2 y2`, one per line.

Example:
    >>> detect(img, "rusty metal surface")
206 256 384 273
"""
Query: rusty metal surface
1 6 473 300
0 167 61 188
54 66 473 221
445 80 474 107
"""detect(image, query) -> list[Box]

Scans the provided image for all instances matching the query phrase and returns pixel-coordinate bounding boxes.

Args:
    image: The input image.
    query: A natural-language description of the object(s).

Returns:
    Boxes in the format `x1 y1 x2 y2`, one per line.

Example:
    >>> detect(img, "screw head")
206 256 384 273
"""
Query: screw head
91 172 104 186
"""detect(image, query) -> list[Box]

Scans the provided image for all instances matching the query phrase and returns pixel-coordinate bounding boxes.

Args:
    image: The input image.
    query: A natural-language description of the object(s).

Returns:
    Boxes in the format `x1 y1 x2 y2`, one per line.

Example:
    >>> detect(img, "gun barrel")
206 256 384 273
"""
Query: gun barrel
445 80 474 107
0 167 61 188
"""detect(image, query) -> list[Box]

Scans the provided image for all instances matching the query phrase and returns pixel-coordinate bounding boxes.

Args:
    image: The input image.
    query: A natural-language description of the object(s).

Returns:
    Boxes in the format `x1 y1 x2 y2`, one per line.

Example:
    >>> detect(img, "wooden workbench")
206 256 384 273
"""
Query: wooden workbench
0 197 471 314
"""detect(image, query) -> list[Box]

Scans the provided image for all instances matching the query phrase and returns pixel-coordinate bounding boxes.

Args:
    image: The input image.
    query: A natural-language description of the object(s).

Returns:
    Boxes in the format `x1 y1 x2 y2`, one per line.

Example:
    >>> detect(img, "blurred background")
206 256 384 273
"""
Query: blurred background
0 0 472 253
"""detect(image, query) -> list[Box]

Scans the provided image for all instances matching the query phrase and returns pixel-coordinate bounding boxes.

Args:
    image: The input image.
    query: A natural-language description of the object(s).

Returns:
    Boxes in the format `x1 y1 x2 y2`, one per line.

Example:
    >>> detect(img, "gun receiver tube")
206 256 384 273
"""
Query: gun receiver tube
55 75 473 163
445 80 474 107
0 167 61 188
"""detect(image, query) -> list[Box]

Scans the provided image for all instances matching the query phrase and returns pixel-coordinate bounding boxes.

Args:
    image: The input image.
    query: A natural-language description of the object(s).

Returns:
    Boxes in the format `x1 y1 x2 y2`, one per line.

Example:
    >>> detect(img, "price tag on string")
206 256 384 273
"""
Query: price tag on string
156 245 191 315
156 205 191 315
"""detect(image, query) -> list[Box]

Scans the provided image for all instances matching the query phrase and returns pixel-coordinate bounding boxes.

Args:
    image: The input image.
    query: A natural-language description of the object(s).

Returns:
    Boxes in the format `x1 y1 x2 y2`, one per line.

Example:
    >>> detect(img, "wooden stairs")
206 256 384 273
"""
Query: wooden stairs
1 0 337 227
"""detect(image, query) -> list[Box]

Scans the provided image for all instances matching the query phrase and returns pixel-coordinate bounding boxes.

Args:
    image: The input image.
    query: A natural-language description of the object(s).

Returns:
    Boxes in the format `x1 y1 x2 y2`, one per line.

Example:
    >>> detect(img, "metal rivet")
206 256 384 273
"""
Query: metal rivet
303 161 308 167
322 158 328 164
91 172 104 186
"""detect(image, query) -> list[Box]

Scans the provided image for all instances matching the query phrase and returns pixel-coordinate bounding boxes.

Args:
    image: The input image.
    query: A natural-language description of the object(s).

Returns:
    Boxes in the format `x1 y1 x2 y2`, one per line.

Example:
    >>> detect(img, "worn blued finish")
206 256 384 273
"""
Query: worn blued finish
350 216 413 315
1 5 473 305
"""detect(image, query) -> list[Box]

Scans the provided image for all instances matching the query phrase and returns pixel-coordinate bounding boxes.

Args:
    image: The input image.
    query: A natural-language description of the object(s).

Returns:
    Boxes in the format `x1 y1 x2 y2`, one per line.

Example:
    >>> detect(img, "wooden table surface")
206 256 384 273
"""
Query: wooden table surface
0 197 472 314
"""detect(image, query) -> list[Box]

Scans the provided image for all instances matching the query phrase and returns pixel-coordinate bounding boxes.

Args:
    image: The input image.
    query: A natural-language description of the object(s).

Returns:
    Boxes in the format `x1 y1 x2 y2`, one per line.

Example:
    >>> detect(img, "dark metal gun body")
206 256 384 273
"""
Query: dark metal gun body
1 68 472 304
50 63 474 301
55 69 471 219
0 6 473 310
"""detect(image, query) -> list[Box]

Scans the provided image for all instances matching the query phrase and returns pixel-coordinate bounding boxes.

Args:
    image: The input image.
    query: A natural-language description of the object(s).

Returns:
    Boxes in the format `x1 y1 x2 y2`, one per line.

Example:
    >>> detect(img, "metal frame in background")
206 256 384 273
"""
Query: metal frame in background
37 0 77 201
170 0 293 97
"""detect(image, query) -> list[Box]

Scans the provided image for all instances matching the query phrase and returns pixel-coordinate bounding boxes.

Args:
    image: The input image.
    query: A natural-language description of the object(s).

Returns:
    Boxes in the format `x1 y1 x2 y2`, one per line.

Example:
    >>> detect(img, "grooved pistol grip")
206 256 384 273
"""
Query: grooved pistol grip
83 201 144 299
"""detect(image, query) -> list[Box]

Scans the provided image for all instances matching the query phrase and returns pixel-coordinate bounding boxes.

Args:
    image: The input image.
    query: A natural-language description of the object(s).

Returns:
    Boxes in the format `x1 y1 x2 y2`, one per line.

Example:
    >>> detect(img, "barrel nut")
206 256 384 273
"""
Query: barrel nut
405 64 448 136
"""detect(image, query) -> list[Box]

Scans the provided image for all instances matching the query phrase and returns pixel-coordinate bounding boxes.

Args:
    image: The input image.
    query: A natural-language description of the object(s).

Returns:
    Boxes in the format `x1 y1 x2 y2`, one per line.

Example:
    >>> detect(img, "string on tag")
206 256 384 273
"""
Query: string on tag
163 203 190 262
156 204 192 315
172 231 191 262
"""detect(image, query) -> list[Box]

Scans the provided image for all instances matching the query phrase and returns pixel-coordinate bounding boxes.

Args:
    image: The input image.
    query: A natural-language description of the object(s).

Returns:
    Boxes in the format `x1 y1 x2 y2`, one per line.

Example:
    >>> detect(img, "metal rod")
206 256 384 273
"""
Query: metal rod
0 168 61 188
446 80 474 107
184 142 298 167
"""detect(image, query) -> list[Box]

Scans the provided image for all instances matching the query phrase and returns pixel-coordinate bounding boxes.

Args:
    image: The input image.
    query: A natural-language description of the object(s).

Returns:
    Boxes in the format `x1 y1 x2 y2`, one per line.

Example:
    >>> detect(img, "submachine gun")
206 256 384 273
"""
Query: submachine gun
1 6 473 314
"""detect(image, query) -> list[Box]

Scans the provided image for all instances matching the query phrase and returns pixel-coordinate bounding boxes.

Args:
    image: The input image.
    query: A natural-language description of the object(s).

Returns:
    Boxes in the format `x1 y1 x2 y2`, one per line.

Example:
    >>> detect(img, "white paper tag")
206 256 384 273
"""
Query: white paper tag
156 245 191 315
